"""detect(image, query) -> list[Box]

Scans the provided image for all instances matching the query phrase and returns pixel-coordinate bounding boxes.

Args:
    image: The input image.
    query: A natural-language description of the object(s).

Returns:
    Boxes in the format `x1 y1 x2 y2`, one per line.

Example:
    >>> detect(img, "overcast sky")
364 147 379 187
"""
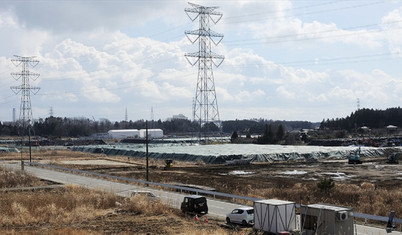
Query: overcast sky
0 0 401 123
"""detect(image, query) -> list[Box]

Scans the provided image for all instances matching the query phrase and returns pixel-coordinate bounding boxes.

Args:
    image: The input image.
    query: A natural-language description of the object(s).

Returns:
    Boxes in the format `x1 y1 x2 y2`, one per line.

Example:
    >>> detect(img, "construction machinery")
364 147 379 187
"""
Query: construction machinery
348 147 362 164
164 159 174 170
386 152 399 164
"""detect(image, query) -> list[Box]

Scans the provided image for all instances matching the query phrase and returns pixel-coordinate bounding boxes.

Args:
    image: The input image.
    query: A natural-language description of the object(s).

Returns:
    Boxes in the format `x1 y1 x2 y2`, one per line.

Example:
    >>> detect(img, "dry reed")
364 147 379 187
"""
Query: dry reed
254 181 402 217
0 165 43 188
0 185 119 226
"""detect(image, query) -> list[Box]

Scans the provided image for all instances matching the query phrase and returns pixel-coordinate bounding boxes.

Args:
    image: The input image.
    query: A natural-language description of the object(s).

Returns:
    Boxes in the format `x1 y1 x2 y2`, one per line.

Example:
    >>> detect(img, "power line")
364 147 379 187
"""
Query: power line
222 51 402 69
224 1 385 25
224 20 402 46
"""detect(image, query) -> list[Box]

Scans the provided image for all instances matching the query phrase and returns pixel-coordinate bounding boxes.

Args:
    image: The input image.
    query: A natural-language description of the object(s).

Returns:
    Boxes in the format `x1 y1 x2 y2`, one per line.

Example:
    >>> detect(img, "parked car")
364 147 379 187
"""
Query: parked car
226 206 254 226
180 195 208 215
129 190 160 202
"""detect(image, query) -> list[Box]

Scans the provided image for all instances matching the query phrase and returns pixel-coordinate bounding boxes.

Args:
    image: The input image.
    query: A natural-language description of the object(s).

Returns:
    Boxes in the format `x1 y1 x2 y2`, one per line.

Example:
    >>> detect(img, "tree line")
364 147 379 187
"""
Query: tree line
320 107 402 131
0 116 316 139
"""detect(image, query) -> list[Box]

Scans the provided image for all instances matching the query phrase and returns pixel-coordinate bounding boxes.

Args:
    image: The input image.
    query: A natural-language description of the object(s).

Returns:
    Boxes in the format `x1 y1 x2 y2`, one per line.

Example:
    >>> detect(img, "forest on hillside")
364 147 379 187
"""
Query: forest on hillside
320 107 402 131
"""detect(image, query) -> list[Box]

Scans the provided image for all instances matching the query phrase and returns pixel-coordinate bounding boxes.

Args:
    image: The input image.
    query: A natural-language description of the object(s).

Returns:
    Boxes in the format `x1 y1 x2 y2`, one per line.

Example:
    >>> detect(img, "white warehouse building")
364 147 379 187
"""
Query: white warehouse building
108 129 140 139
139 129 163 139
108 129 163 139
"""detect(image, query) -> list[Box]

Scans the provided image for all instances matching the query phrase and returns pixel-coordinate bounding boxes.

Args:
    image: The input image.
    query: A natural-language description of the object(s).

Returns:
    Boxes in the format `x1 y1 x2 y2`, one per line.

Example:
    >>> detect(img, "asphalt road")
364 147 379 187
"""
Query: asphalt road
3 162 401 235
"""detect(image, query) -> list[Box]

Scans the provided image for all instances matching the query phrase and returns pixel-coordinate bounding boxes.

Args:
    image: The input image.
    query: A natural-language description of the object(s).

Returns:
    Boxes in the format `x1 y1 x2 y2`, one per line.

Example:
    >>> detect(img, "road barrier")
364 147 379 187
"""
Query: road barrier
25 161 402 226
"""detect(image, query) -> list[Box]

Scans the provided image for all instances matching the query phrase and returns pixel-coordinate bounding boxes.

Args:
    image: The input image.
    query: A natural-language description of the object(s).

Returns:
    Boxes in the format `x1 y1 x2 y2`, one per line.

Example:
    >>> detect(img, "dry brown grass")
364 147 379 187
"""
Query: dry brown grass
0 185 238 235
0 185 119 226
249 181 402 218
0 148 99 162
0 165 44 188
124 194 172 215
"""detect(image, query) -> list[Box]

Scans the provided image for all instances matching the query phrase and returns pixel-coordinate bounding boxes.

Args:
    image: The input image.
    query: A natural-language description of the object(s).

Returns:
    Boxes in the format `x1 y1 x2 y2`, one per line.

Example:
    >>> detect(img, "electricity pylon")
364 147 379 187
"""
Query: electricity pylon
185 2 224 142
10 55 40 127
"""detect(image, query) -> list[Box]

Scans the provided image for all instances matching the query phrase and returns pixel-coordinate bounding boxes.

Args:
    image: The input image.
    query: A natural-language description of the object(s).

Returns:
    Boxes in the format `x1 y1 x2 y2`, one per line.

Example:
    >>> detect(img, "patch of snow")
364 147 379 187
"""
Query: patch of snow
323 172 351 181
281 170 308 175
228 170 254 175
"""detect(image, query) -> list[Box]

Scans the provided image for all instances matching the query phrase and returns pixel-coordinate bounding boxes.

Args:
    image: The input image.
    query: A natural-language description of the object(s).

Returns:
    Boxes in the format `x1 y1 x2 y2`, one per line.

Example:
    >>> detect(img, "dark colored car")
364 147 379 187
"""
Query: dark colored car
181 195 208 215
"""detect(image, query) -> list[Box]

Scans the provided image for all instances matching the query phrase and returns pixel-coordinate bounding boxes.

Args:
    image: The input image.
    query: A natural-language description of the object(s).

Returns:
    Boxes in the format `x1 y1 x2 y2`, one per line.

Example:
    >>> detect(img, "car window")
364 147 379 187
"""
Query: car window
238 209 244 214
195 197 206 203
246 209 254 214
231 209 238 214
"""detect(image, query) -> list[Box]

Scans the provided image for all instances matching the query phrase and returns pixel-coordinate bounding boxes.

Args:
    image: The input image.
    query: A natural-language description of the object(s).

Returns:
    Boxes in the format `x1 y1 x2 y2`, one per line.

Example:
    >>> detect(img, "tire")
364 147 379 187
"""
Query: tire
226 217 231 224
242 220 247 226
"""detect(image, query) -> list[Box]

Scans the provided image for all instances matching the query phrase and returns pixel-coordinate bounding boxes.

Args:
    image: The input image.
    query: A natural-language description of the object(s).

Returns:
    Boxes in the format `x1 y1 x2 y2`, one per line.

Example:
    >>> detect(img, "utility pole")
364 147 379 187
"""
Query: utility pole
145 120 149 186
150 106 154 129
185 2 224 143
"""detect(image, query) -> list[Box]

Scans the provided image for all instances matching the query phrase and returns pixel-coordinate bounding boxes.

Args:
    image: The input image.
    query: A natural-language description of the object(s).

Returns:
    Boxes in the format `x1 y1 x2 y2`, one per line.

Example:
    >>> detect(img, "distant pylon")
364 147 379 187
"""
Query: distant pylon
185 2 224 141
12 108 16 122
49 106 54 117
357 98 360 111
10 55 40 127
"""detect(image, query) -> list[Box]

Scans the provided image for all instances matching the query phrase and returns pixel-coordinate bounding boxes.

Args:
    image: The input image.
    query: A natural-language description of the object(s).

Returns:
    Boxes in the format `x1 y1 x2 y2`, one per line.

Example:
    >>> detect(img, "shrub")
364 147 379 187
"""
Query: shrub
317 178 335 192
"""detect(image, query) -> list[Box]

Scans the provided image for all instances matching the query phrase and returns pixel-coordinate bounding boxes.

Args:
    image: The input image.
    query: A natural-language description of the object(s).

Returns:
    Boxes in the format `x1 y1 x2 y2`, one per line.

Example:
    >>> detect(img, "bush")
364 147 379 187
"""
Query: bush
317 178 335 192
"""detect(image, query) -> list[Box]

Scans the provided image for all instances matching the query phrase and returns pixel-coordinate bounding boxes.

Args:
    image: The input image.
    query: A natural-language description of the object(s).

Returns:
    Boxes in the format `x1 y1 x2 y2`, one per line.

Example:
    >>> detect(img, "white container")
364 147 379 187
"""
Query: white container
254 199 297 233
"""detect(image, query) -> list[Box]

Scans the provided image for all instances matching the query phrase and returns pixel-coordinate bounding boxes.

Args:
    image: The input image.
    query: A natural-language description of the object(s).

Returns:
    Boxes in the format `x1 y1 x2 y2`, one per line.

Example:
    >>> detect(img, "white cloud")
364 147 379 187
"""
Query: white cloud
0 1 401 122
0 0 184 33
381 7 402 55
252 17 384 49
276 86 295 99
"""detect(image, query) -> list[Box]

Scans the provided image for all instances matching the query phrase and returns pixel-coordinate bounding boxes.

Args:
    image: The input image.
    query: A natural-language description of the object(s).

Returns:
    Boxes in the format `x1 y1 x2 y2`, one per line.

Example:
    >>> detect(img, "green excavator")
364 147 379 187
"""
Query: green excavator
348 146 362 164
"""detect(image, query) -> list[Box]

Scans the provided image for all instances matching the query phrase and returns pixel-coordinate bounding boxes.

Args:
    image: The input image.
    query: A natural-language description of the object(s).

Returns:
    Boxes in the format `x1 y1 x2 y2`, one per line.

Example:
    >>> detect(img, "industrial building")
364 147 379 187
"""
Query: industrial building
108 129 163 140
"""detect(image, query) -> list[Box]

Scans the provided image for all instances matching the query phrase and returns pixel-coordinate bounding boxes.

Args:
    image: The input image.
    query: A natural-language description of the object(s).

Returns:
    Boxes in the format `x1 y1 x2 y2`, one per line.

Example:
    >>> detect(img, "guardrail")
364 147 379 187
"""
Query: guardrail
25 161 402 226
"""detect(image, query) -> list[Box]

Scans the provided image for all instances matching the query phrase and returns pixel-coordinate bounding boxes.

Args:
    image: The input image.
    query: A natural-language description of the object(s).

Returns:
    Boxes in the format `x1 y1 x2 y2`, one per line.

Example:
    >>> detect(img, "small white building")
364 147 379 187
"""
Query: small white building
108 129 140 139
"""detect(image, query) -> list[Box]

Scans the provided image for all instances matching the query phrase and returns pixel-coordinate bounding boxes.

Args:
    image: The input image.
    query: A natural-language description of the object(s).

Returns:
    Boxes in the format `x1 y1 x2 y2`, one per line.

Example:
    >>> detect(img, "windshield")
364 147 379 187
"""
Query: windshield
194 197 206 203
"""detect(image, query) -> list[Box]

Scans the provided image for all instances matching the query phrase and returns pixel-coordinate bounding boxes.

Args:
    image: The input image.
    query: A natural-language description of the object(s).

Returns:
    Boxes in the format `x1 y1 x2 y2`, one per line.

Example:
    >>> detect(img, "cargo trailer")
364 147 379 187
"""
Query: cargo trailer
300 203 354 235
254 199 297 233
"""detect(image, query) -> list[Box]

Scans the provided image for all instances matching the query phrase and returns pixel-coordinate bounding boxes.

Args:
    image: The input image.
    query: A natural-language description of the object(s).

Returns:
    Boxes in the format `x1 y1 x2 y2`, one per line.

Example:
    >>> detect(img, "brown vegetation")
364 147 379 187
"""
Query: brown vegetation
252 182 402 219
0 185 236 234
0 165 44 188
1 148 401 233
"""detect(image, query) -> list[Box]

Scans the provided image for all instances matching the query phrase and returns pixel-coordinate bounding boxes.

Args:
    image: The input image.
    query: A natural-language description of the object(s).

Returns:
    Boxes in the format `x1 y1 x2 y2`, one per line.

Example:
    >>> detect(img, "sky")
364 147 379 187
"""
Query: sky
0 0 401 123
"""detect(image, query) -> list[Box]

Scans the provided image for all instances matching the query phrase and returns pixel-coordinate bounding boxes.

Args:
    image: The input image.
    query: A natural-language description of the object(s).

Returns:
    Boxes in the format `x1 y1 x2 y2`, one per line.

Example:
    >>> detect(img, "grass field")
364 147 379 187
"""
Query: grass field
1 148 401 233
0 164 246 234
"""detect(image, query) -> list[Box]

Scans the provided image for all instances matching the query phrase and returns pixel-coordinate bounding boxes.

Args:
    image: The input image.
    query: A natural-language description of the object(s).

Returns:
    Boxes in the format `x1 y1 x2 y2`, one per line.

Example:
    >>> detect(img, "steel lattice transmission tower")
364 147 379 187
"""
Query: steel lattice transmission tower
185 2 224 140
10 55 40 127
